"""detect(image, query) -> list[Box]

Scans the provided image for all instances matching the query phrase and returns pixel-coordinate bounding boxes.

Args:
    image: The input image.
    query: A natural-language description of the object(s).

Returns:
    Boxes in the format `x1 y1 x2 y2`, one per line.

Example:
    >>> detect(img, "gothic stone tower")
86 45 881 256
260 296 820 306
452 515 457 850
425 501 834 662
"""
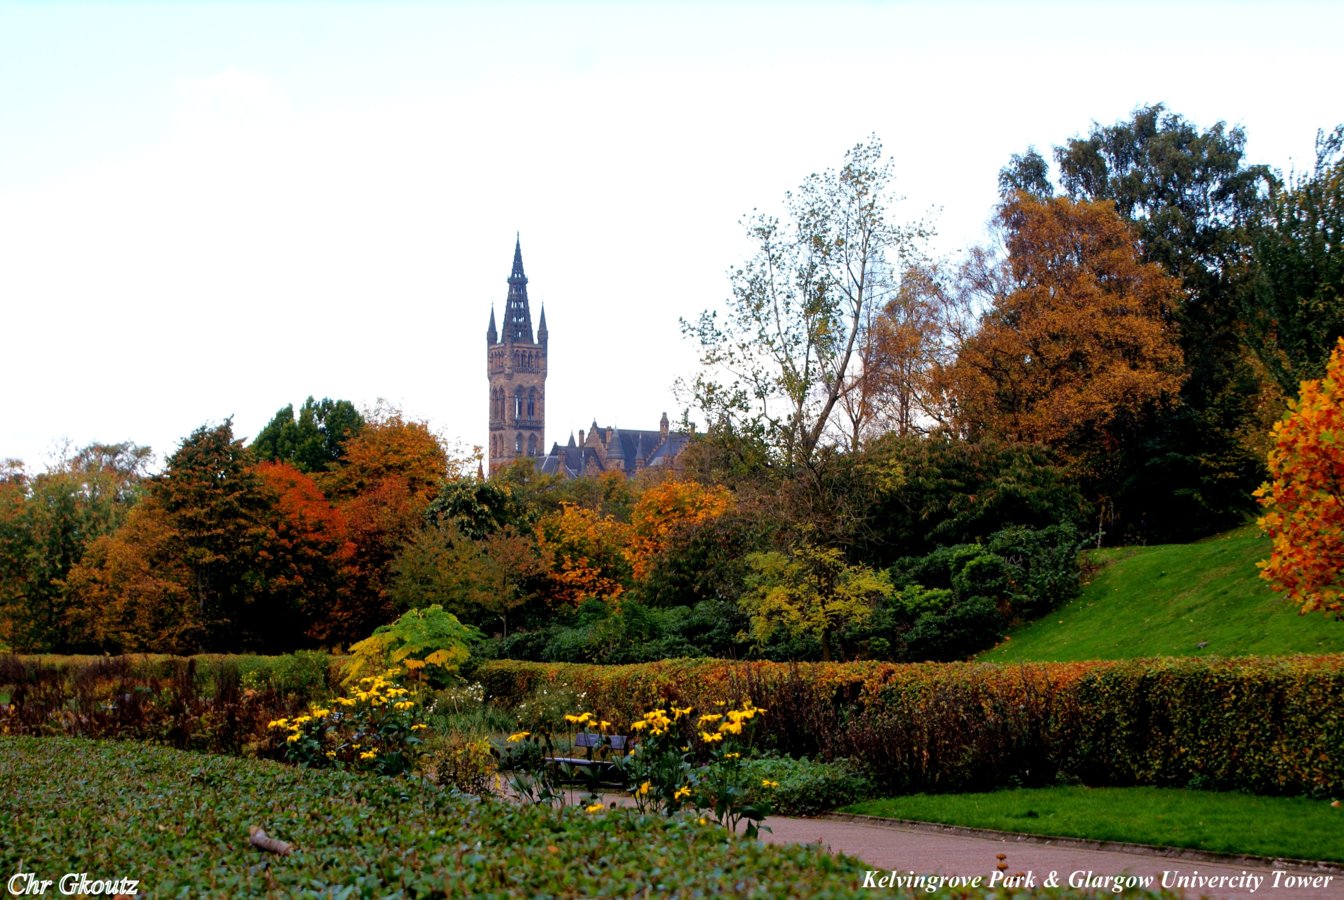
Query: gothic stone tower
487 236 547 474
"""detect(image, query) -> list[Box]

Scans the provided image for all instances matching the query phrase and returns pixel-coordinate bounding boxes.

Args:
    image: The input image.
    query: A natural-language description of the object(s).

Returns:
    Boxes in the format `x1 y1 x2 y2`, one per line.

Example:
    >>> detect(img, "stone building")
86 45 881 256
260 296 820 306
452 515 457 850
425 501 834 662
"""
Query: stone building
485 237 688 477
485 237 547 474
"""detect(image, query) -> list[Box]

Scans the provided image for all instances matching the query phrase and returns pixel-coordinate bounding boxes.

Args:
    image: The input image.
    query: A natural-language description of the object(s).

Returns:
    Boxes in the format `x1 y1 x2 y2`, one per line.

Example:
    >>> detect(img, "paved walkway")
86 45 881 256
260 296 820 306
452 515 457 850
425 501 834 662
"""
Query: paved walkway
756 813 1344 899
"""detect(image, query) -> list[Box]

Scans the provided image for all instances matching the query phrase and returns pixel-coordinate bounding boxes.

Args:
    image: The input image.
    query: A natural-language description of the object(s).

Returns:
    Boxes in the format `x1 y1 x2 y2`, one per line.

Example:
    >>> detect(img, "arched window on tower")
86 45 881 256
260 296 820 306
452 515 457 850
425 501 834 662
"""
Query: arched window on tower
514 388 523 421
515 433 523 454
528 434 537 455
527 389 536 419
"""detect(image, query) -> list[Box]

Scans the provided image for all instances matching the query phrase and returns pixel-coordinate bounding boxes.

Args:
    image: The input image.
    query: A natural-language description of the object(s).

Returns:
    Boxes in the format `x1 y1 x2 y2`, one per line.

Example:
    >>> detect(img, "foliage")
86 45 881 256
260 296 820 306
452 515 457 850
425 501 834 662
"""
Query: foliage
1044 104 1278 540
742 545 893 661
343 604 478 689
476 655 1344 797
391 520 542 636
854 434 1089 564
948 194 1186 483
534 502 632 608
251 396 364 473
1257 337 1344 615
316 408 455 645
4 735 875 898
681 137 931 469
626 478 734 581
846 786 1344 864
268 672 427 776
739 755 872 816
0 443 150 652
1242 126 1344 395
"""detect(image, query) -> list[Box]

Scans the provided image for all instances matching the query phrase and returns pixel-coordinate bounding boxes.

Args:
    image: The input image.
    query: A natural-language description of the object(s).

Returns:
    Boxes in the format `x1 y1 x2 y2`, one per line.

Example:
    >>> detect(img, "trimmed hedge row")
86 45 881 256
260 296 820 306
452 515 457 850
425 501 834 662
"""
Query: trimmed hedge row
0 652 339 754
476 656 1344 796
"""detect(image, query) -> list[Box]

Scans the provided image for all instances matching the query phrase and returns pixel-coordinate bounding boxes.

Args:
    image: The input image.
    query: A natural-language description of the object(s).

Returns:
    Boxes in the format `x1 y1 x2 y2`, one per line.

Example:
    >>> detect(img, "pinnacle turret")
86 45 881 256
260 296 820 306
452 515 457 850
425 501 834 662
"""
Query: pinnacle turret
487 307 498 343
501 235 533 343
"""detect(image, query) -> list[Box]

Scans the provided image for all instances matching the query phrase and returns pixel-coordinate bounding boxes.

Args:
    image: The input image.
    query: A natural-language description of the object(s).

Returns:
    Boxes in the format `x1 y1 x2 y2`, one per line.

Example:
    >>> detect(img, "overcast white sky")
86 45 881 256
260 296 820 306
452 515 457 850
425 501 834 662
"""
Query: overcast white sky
2 1 1340 472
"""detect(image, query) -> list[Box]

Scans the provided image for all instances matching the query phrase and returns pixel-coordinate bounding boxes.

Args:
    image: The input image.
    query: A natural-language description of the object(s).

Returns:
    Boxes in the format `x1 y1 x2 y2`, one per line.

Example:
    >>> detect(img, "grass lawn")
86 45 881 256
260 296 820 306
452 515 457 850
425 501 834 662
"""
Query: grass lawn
843 786 1344 863
981 525 1344 662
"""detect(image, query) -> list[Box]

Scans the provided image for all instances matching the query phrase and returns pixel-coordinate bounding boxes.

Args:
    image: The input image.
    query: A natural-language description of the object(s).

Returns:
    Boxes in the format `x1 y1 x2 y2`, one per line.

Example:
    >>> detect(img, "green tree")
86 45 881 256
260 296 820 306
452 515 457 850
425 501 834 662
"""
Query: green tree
252 397 364 473
682 137 931 470
1242 125 1344 395
741 544 892 661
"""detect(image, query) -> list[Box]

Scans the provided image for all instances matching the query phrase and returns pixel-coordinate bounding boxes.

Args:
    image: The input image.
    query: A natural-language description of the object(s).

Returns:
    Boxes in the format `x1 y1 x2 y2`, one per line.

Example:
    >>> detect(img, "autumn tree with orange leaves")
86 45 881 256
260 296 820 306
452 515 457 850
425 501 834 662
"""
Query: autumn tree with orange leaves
627 479 734 580
1257 337 1344 617
948 194 1186 472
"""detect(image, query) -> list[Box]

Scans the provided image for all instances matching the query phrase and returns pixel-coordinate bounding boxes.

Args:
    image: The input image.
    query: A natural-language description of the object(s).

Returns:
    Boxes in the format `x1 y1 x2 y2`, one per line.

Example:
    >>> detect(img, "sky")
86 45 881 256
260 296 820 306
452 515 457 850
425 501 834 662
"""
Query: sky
2 1 1340 473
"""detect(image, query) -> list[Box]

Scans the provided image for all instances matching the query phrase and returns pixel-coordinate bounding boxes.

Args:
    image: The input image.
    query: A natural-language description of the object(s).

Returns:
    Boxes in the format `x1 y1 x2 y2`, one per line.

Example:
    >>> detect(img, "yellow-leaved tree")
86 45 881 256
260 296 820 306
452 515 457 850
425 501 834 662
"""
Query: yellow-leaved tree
1256 337 1344 616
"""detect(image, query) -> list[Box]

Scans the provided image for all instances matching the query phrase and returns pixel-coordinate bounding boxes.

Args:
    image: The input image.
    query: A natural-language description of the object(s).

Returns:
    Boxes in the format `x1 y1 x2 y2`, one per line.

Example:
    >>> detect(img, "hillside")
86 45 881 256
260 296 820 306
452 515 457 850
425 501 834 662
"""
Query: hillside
980 525 1344 662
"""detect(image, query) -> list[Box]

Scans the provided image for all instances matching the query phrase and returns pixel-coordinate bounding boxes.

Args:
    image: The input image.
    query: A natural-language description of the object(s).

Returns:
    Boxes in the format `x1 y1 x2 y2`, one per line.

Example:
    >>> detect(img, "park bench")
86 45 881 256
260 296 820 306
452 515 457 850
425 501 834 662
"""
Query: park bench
545 732 630 785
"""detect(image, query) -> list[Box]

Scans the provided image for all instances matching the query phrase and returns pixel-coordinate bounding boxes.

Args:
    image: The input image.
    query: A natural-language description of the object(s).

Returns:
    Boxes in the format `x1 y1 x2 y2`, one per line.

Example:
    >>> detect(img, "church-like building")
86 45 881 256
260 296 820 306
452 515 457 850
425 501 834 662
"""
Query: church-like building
486 238 689 477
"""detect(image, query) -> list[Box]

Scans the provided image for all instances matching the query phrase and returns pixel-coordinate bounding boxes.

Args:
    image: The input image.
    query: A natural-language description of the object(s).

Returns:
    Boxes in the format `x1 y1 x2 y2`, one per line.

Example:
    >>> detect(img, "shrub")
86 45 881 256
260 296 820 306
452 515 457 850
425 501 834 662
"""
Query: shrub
476 656 1344 797
739 755 873 816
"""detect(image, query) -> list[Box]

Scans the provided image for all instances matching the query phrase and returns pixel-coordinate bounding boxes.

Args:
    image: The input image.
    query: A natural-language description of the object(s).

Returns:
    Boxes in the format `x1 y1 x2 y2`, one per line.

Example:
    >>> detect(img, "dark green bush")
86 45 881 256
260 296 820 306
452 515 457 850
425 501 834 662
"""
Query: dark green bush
740 755 873 816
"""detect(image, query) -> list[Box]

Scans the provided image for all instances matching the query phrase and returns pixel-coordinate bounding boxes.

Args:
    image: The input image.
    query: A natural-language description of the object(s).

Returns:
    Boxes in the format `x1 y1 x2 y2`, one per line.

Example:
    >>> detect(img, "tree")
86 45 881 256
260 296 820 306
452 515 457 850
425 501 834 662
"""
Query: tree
316 408 455 645
682 137 931 469
1256 337 1344 617
948 194 1185 478
741 544 892 661
0 442 151 651
627 479 734 581
1242 125 1344 395
253 461 356 647
391 521 542 636
252 397 364 473
535 503 632 608
1044 104 1277 537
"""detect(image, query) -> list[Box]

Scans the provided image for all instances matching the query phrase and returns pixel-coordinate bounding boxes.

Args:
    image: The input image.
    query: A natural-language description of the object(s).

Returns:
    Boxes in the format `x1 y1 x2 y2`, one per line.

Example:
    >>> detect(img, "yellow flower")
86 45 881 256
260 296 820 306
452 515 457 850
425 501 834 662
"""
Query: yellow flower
309 708 331 719
360 749 378 760
335 697 356 707
637 781 651 797
761 779 779 789
718 720 744 735
598 719 612 730
292 715 312 726
585 802 604 814
286 733 301 743
671 705 693 720
564 712 594 725
325 750 336 758
507 731 531 743
411 723 428 731
724 752 741 759
394 701 415 711
699 730 724 743
630 720 648 732
697 713 722 726
674 785 691 801
267 718 289 730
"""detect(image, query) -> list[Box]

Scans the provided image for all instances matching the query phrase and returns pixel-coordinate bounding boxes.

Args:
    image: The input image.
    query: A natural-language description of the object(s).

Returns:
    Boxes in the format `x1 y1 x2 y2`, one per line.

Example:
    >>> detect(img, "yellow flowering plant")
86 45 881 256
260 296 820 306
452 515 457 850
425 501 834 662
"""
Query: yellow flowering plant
614 699 770 834
267 671 428 776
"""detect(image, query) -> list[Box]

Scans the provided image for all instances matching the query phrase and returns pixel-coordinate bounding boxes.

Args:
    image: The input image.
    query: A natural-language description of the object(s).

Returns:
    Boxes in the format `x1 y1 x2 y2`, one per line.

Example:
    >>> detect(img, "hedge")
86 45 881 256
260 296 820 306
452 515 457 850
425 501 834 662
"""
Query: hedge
475 656 1344 796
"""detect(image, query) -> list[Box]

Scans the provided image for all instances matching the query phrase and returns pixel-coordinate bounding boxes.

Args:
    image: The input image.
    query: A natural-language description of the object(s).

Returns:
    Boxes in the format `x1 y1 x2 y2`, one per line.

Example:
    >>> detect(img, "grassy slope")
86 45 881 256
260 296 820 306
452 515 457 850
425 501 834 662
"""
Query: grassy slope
980 525 1344 663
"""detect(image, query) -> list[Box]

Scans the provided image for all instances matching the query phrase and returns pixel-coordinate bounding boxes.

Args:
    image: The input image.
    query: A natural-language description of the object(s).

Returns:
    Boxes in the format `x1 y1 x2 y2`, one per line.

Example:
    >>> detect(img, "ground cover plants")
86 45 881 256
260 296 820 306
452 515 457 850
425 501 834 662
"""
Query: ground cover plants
844 786 1344 863
1 735 875 898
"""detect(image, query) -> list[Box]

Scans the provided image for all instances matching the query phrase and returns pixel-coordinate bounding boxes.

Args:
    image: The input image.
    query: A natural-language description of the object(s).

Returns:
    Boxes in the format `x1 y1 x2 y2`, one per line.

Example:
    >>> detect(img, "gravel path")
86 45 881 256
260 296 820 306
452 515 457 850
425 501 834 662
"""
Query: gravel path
756 814 1344 899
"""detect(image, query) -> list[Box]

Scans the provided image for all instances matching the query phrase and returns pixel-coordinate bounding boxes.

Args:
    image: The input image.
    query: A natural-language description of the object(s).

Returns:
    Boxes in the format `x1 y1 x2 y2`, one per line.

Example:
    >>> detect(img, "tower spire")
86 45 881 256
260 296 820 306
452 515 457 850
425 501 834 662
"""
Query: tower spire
487 306 498 343
502 234 533 343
